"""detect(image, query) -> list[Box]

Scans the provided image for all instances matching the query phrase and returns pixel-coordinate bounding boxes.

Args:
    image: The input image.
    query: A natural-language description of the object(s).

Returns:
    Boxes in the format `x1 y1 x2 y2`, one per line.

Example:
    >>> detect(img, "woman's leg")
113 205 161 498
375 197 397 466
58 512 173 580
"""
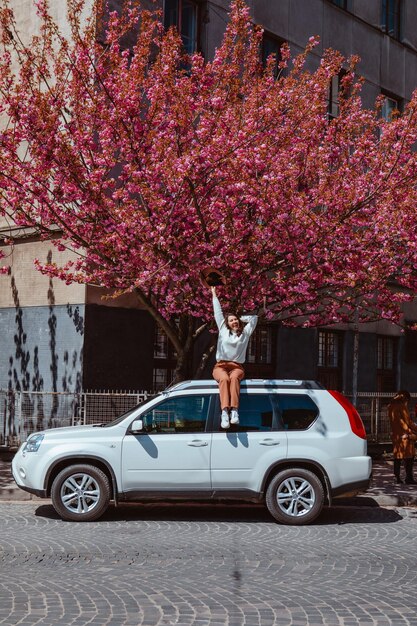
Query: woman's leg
229 364 245 410
212 363 231 410
393 458 403 484
405 457 416 484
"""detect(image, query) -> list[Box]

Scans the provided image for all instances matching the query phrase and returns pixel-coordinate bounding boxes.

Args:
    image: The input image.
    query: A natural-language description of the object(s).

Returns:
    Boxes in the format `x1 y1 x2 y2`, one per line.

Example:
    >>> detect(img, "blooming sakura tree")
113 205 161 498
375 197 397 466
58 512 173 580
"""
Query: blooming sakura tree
2 0 417 381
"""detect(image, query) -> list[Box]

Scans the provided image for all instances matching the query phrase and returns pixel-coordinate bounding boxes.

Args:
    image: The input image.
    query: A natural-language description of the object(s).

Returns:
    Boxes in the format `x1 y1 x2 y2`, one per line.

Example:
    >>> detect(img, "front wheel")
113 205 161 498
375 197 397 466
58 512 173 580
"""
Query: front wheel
51 464 111 521
265 468 324 525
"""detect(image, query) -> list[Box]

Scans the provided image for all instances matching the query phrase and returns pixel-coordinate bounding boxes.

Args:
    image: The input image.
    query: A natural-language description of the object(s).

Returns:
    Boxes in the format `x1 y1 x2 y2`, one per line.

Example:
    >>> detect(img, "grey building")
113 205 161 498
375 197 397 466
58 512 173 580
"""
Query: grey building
1 0 417 395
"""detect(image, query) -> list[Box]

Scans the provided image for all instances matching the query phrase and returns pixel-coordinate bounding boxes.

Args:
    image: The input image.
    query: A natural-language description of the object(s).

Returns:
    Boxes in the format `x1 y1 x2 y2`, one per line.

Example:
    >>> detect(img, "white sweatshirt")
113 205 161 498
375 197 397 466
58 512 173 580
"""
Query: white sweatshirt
213 294 258 364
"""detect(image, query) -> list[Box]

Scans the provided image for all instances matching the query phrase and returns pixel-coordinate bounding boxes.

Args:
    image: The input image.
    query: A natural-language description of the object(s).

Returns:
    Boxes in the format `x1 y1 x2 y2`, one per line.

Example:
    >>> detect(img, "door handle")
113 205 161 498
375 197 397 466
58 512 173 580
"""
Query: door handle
259 439 280 446
187 440 209 447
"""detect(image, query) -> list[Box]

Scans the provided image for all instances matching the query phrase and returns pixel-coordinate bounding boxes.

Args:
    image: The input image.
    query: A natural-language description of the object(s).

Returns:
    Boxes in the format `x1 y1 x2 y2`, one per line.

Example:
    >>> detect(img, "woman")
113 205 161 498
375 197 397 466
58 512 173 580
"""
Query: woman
211 285 258 429
388 390 417 485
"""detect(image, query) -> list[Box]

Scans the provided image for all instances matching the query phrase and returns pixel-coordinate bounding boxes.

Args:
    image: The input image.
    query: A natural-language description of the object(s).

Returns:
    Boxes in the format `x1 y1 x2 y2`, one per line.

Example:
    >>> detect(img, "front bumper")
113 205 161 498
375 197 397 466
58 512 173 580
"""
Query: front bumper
12 452 48 498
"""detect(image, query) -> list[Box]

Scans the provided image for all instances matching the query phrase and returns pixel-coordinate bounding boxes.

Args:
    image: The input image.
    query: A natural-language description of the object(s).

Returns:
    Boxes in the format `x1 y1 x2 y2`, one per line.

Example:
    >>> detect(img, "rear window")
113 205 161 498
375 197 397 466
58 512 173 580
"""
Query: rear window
278 394 319 430
215 393 319 431
233 394 276 431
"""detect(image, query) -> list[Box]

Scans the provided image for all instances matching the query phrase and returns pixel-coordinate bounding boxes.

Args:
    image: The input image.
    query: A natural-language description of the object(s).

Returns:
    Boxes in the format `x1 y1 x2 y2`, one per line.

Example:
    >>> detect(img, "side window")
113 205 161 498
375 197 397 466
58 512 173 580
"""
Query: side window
140 395 210 434
230 394 280 432
278 395 319 431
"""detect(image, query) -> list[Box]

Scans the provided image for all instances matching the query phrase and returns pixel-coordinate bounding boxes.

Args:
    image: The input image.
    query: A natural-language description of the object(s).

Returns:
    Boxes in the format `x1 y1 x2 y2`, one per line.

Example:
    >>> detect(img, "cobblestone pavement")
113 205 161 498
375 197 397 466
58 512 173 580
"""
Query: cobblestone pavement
1 501 417 626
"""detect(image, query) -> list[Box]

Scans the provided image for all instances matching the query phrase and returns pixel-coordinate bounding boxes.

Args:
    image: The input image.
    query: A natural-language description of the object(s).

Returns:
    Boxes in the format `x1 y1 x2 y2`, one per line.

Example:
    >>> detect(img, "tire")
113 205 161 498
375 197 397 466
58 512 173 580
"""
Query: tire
265 468 324 525
51 464 111 522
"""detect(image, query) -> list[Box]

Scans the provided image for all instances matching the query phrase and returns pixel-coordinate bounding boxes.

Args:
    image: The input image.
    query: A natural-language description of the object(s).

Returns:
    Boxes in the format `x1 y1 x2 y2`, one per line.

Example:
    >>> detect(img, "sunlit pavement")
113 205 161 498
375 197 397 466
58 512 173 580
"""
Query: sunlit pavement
2 455 417 625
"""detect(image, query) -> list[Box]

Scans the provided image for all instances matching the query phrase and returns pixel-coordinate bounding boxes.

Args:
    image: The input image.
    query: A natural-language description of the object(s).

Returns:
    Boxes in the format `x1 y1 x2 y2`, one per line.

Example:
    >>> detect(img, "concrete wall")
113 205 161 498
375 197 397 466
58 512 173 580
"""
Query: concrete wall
204 0 417 107
0 242 85 392
0 304 84 392
0 241 86 308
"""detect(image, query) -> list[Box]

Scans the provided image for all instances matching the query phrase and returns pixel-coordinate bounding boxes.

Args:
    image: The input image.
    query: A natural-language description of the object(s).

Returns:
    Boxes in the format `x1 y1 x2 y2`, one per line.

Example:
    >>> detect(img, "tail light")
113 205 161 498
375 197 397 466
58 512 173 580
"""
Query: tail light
328 390 367 439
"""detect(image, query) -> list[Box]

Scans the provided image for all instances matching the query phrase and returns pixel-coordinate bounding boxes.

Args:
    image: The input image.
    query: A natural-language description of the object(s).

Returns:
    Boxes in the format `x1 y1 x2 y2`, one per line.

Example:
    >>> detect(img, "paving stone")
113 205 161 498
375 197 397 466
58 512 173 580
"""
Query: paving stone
1 501 417 625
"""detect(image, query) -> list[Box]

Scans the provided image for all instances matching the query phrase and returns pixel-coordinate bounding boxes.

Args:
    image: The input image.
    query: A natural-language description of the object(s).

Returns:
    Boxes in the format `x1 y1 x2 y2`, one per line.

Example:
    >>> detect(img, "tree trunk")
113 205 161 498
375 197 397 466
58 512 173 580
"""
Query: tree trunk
172 345 194 384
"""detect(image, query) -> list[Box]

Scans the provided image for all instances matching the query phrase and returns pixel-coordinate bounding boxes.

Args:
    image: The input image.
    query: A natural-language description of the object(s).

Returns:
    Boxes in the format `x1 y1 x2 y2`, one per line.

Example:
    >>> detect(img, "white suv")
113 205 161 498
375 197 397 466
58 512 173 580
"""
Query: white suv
12 380 371 525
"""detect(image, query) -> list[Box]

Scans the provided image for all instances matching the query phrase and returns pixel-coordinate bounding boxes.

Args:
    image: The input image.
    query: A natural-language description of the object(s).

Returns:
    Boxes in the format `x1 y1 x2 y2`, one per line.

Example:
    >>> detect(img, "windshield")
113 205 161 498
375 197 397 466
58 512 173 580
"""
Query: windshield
103 396 157 427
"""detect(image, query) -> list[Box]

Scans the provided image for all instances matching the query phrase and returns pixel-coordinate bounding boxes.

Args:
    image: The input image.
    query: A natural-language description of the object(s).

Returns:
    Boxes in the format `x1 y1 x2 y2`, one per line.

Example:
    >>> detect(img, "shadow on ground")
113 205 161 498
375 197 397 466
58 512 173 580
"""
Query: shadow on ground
34 500 403 525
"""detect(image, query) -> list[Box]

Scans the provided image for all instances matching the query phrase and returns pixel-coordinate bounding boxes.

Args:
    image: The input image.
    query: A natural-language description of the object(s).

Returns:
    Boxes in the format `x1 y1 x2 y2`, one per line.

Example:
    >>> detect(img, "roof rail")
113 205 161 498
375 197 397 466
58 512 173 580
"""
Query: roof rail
164 379 325 392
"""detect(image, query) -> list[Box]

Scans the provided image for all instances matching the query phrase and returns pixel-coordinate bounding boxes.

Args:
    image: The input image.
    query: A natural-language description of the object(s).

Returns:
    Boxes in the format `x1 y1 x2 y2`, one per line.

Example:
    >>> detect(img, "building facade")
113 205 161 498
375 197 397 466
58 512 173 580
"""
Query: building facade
1 0 417 395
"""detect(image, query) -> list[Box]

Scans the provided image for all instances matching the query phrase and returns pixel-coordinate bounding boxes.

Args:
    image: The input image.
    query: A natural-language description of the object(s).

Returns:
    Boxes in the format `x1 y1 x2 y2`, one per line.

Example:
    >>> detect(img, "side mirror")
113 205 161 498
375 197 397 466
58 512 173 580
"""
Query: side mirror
130 419 143 433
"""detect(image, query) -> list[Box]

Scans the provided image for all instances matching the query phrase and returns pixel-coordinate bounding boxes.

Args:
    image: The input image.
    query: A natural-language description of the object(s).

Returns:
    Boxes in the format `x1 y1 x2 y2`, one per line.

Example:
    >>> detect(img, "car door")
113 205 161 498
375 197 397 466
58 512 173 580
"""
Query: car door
210 391 288 492
121 393 213 493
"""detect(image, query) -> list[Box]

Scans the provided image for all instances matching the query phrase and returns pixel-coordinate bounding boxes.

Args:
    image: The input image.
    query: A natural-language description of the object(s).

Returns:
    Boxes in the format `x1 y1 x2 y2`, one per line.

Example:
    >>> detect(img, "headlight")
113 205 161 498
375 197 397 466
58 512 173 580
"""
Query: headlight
22 433 45 452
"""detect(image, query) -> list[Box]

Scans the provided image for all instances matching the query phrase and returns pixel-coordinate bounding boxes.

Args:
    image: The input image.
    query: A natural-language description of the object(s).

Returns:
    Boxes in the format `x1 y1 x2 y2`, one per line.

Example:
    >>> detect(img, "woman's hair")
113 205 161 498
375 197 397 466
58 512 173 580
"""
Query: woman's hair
225 312 245 337
391 390 411 403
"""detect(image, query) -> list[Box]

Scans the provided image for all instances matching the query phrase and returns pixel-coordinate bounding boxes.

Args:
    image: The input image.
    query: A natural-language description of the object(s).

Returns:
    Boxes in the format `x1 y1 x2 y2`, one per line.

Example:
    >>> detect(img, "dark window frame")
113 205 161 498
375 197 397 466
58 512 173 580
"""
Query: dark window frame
317 330 344 391
327 70 347 120
328 0 349 10
376 335 397 392
245 324 277 379
381 0 402 40
380 91 402 121
163 0 202 54
153 324 176 391
261 31 285 79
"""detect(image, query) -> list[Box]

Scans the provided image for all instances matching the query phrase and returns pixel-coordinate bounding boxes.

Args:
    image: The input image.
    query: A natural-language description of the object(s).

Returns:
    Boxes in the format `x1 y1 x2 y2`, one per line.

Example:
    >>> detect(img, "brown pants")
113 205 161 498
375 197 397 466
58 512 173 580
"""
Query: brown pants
212 361 245 410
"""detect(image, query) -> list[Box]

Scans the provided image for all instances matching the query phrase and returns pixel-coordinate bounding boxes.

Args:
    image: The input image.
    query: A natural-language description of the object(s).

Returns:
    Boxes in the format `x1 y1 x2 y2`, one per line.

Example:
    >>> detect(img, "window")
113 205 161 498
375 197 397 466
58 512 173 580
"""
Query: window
154 326 168 359
381 0 402 39
247 327 273 365
152 367 173 391
278 395 319 431
153 325 176 391
329 0 349 9
245 325 275 379
317 330 343 390
404 325 417 364
377 335 397 392
141 394 210 433
227 394 278 432
328 72 346 120
377 335 394 370
261 32 284 78
318 330 341 368
381 94 400 121
164 0 200 54
217 393 319 432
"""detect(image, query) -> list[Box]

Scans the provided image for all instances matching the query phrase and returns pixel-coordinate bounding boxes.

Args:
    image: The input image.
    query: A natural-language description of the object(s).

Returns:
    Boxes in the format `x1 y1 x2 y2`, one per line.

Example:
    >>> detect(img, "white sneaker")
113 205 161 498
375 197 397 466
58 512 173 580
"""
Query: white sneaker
230 409 239 425
221 410 230 429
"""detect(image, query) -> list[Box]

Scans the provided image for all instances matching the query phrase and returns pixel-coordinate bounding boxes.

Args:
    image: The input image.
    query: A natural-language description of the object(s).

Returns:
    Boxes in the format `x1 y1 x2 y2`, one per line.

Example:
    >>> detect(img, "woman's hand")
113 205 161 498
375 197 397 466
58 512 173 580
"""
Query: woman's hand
211 286 217 296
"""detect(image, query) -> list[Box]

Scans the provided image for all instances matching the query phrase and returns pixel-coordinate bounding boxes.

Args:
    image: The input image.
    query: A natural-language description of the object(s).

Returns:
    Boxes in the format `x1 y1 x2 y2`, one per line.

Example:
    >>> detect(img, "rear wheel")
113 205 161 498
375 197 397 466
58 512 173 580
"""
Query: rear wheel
265 468 324 525
51 464 111 522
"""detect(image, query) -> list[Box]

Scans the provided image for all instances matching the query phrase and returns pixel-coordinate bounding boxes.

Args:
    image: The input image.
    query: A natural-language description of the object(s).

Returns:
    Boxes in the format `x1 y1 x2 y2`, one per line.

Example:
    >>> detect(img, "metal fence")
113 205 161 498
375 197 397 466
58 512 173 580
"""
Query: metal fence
345 392 417 444
0 390 154 447
1 388 416 448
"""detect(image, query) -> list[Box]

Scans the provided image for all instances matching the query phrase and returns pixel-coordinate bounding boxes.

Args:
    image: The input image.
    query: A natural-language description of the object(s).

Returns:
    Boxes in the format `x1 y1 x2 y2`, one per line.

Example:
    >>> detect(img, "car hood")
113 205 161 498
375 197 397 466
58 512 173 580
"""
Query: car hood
26 423 122 439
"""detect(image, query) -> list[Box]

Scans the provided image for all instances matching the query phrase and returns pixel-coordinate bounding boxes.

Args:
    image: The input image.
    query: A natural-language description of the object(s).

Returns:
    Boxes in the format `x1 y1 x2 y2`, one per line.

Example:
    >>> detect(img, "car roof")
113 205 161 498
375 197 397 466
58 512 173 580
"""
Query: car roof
166 379 325 392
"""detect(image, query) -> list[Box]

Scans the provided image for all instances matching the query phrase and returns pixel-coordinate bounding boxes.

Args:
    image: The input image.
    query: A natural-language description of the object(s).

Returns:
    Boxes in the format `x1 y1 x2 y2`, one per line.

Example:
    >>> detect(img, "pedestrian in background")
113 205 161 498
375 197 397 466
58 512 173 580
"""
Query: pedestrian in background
388 390 417 485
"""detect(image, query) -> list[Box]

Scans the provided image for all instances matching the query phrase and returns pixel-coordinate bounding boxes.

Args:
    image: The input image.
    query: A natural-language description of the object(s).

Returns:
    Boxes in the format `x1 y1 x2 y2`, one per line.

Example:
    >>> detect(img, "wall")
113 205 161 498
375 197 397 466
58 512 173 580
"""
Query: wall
0 241 86 392
0 303 84 392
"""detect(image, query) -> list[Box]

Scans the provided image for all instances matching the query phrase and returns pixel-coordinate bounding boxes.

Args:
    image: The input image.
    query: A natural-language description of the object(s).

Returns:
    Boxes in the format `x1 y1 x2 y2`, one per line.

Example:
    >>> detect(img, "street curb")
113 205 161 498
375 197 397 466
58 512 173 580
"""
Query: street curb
334 494 417 508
